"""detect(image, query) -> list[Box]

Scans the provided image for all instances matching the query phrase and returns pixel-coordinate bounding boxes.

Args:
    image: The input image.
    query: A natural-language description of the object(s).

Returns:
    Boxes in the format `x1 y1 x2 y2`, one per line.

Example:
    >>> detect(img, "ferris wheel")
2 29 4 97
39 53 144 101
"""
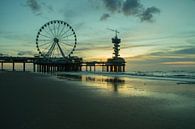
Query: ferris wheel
36 20 77 58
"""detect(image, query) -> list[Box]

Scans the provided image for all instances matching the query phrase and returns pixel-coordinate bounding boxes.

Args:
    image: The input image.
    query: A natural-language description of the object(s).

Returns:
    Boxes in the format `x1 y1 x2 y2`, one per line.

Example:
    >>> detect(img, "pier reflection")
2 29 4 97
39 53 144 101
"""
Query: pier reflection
57 74 82 81
82 75 126 92
58 73 125 92
106 77 125 92
57 73 150 96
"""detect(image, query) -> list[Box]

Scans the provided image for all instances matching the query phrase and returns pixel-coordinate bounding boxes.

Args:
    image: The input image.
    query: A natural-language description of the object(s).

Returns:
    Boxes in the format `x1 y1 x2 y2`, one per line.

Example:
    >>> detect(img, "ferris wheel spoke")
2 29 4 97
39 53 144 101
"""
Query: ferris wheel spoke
56 46 61 57
60 29 70 38
61 46 73 55
39 42 51 47
53 23 57 37
62 33 74 39
56 47 60 57
42 46 51 54
50 50 54 57
39 41 52 47
42 42 52 50
56 42 65 57
58 24 66 37
60 42 71 48
56 23 61 36
39 33 51 39
42 43 53 53
52 48 57 57
62 42 74 47
48 25 55 37
46 26 55 38
61 39 75 42
54 23 58 37
38 39 52 42
55 23 59 37
61 39 75 44
60 44 71 53
43 28 53 38
49 48 53 57
53 23 56 36
52 46 57 57
60 41 74 47
60 41 74 56
62 45 70 52
47 42 56 57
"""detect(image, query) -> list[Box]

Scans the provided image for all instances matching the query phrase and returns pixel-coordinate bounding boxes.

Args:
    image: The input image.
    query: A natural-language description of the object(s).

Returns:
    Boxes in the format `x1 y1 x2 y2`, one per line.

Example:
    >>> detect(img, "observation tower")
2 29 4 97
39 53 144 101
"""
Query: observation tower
106 29 126 72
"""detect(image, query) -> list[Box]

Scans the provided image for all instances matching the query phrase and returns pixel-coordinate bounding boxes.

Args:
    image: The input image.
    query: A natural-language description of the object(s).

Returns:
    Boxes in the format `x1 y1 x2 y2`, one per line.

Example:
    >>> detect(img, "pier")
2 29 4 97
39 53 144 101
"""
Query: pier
0 20 126 73
0 57 35 72
0 57 125 72
82 60 125 72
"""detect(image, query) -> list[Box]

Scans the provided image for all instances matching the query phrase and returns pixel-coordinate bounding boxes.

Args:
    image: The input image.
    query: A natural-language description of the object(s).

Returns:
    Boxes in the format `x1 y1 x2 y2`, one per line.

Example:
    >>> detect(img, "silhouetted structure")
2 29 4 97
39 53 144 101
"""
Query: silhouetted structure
0 21 125 73
34 57 82 73
106 29 126 72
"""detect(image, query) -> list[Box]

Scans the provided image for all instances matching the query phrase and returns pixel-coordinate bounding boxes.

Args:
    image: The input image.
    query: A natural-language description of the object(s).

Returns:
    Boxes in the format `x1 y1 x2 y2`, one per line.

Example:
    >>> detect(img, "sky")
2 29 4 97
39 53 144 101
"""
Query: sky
0 0 195 71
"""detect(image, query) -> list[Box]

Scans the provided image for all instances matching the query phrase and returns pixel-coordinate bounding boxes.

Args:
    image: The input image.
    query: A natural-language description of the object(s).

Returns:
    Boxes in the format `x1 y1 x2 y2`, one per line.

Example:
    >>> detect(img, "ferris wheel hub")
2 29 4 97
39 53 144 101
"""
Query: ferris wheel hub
54 38 59 43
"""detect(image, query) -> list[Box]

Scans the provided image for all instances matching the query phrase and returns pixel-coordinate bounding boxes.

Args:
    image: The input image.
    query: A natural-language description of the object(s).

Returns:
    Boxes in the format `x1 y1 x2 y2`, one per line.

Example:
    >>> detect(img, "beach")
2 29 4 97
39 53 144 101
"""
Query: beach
0 72 195 129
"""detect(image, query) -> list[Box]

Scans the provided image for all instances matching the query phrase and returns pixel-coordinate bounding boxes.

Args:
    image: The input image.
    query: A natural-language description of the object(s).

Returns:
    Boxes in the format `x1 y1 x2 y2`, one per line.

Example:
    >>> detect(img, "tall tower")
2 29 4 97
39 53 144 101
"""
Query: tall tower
106 29 125 72
112 30 121 58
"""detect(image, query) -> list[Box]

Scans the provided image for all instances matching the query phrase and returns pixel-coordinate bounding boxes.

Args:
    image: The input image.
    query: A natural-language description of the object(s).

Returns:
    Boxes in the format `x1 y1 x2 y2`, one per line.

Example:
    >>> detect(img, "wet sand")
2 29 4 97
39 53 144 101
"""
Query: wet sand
0 72 195 129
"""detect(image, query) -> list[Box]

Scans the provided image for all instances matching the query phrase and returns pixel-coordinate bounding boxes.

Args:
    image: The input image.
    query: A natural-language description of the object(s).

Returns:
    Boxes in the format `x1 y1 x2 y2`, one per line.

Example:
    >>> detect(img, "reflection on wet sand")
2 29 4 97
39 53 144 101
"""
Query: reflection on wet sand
57 73 195 99
83 76 125 92
57 74 82 81
80 75 147 96
57 73 126 92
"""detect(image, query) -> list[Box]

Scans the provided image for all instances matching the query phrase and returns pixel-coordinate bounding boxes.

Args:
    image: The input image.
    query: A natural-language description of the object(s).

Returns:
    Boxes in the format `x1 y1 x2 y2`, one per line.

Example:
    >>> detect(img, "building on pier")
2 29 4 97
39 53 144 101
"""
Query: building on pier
106 29 126 72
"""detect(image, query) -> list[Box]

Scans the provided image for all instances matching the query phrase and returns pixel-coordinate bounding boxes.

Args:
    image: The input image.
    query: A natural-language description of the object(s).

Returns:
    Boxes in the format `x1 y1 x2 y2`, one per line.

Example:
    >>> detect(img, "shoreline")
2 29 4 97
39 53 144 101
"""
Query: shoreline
0 71 195 129
57 71 195 84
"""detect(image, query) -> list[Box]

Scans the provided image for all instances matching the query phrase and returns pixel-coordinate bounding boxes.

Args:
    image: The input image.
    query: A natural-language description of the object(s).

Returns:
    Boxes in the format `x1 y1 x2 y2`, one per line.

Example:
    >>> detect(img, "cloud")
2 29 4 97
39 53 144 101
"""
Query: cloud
122 0 142 16
161 62 195 65
135 48 195 67
0 53 4 57
173 47 195 54
0 53 9 57
26 0 41 15
100 0 160 22
147 46 195 57
26 0 54 16
102 0 122 12
140 7 160 22
76 45 112 51
100 13 111 21
17 51 34 56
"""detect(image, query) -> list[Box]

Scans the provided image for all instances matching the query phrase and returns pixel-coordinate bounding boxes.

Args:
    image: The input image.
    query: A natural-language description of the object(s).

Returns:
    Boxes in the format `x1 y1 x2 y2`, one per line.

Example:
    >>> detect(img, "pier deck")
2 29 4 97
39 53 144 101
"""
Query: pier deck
0 56 125 72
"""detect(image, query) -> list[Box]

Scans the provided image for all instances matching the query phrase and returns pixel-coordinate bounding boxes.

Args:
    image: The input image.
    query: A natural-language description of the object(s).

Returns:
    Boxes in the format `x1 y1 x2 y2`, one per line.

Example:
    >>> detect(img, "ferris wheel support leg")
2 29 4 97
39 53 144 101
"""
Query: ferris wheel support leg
47 42 56 57
56 42 65 58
